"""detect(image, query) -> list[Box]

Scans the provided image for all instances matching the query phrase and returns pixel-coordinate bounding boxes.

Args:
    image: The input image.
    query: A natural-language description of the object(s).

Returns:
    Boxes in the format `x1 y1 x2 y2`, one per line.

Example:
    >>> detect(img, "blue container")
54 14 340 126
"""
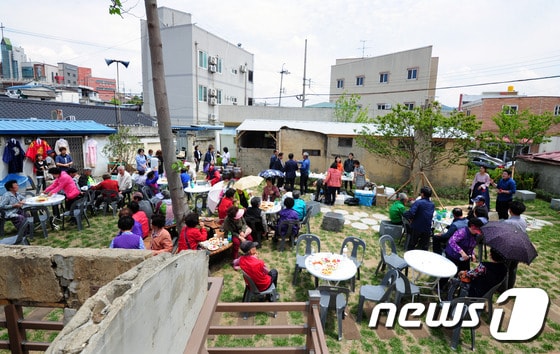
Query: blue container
355 190 375 207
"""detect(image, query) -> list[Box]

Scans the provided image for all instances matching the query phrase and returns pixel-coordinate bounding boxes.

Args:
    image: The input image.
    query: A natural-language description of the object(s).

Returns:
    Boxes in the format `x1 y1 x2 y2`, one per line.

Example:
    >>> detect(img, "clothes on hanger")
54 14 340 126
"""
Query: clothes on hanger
55 138 70 155
3 138 26 173
25 138 52 162
86 138 98 168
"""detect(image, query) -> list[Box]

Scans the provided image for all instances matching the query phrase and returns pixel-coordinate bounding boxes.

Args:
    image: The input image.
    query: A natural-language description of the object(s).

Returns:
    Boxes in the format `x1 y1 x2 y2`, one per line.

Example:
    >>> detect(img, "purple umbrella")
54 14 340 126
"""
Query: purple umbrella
259 169 285 178
481 221 538 265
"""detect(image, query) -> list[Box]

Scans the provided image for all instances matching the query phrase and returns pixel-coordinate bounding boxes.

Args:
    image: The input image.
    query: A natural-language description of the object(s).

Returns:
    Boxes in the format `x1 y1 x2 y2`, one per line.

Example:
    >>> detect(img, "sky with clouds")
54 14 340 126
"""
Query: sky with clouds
1 0 559 108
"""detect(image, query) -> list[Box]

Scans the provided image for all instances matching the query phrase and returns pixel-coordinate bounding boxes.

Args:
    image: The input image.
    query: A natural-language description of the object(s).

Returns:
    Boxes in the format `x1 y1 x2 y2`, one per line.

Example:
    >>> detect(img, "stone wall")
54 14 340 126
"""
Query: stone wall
47 251 208 354
0 247 151 308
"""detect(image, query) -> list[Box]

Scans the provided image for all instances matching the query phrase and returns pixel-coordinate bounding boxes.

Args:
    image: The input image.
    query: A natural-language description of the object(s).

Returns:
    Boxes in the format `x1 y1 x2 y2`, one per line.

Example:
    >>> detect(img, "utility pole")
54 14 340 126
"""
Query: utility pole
301 39 307 107
278 63 290 107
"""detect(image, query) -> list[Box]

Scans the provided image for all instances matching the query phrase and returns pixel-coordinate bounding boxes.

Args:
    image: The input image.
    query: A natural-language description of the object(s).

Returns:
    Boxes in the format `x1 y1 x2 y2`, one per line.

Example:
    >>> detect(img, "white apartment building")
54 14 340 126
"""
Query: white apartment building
141 7 254 127
329 46 438 116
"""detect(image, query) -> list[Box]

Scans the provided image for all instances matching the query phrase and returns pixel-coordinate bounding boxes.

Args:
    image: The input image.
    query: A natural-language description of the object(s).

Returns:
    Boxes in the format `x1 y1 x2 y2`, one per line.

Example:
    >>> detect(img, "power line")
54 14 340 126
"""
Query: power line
254 74 560 100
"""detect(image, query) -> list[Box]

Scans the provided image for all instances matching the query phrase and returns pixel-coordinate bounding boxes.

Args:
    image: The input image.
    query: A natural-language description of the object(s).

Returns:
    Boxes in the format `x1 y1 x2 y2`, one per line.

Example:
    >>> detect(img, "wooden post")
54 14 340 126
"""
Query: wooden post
5 304 25 354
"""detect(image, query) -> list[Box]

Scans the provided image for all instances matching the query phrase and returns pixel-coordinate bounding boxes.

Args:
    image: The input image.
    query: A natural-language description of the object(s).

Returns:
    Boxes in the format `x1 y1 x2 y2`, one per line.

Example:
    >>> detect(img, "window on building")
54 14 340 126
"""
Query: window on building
377 103 392 110
303 149 321 157
466 110 471 116
217 89 222 104
198 51 208 69
248 97 253 106
404 102 415 110
337 79 344 88
356 76 364 86
217 58 223 73
407 68 418 80
555 105 560 116
198 85 207 102
248 70 254 83
338 138 353 147
379 72 388 83
503 105 518 115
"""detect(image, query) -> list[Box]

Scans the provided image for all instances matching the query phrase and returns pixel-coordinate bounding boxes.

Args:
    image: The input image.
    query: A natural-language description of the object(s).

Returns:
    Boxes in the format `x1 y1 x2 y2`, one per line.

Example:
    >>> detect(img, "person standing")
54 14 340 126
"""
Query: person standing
136 148 148 173
492 170 516 220
502 200 527 289
269 149 278 169
193 145 202 172
469 166 491 210
155 150 164 175
403 186 435 251
298 152 310 194
55 147 73 172
353 160 366 190
272 152 285 189
283 153 298 191
203 145 215 172
343 153 354 191
44 167 81 210
222 147 230 167
323 162 342 206
34 153 48 194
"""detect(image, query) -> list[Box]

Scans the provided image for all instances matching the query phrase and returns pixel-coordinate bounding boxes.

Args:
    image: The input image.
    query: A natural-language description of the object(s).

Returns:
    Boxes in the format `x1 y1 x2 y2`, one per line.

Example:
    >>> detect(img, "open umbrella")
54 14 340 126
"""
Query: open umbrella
206 181 225 213
259 169 284 179
233 175 263 190
482 221 538 265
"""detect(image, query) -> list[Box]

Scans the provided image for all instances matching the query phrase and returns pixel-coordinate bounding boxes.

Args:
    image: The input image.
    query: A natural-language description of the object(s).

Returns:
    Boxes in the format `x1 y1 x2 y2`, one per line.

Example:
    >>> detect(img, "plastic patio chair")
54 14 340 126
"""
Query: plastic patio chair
356 269 399 322
292 233 321 286
276 219 299 252
63 197 90 231
339 236 366 292
375 235 408 276
100 189 120 216
394 269 420 306
317 285 350 341
25 205 51 239
241 270 278 320
0 219 32 245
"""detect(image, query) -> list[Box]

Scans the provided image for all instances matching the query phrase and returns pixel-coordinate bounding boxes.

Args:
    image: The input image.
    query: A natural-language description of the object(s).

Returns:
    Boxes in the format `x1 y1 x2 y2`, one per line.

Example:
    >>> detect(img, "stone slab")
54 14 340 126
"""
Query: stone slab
515 190 536 201
551 198 560 211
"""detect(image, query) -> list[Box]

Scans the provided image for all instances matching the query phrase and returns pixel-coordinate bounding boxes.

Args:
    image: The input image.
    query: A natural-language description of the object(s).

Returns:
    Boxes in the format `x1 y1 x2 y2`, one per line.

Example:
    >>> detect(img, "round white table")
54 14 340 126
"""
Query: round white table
24 194 65 207
404 249 458 301
305 252 357 284
183 184 212 194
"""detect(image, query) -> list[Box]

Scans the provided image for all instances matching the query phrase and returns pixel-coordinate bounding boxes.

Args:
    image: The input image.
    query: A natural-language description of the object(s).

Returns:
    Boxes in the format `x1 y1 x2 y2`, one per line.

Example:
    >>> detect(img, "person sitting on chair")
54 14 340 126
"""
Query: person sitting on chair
234 241 279 295
223 206 253 260
0 180 26 230
432 207 468 255
292 190 307 221
244 197 268 243
218 188 236 223
389 193 408 225
276 197 300 241
91 173 121 208
177 212 208 252
109 216 145 250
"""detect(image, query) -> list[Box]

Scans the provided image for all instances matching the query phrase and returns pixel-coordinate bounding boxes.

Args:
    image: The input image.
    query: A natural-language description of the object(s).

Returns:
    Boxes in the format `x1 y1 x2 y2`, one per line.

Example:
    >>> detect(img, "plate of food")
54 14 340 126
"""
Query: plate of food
35 196 48 202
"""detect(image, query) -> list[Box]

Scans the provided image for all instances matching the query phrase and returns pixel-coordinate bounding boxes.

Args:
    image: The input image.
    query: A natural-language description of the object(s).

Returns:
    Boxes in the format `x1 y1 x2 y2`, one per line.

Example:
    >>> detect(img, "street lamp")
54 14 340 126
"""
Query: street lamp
278 63 290 107
105 59 130 127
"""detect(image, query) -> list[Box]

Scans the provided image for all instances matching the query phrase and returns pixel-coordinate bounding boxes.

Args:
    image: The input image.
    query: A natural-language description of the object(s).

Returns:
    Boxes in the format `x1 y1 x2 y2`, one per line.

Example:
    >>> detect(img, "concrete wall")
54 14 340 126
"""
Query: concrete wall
47 251 208 354
0 247 151 308
220 105 335 125
516 159 560 195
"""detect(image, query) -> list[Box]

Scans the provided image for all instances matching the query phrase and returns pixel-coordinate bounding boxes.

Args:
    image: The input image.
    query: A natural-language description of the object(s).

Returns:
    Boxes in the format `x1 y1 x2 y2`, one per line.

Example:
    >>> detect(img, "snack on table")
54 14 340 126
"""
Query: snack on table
311 255 341 275
36 196 48 202
200 237 222 251
259 201 274 211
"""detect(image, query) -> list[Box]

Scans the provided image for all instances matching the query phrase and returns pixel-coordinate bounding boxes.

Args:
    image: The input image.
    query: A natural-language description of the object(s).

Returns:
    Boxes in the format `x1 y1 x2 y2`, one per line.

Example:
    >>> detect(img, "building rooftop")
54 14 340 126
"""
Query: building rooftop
0 118 116 135
0 96 156 127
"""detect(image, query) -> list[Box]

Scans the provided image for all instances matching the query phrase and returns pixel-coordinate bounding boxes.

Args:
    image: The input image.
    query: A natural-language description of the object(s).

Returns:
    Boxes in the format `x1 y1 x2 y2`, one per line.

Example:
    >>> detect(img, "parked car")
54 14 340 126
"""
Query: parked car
468 150 505 170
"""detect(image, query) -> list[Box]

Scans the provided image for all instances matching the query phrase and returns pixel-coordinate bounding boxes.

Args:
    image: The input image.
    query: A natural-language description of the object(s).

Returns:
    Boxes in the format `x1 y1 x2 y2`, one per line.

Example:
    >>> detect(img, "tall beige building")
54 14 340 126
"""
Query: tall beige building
329 46 438 116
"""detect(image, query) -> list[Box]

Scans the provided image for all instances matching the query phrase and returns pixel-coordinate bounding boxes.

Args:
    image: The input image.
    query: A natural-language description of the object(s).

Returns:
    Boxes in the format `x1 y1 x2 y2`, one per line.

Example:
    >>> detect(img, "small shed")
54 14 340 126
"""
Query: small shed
0 118 116 183
515 152 560 196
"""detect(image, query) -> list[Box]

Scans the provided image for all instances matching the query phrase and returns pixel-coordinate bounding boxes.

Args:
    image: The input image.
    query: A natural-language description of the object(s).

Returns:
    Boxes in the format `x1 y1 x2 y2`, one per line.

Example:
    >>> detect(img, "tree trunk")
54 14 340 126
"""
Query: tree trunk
145 0 188 228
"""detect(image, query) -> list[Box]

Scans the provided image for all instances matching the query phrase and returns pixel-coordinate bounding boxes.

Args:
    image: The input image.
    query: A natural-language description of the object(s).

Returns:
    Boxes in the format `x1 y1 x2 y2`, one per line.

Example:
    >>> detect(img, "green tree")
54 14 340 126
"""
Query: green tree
355 103 481 189
333 92 369 122
101 127 142 166
479 107 560 161
110 0 188 226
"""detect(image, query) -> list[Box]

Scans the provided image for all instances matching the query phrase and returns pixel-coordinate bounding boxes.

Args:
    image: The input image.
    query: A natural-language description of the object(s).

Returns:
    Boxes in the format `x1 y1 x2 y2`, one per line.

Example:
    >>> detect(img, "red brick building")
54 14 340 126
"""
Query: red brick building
77 67 116 102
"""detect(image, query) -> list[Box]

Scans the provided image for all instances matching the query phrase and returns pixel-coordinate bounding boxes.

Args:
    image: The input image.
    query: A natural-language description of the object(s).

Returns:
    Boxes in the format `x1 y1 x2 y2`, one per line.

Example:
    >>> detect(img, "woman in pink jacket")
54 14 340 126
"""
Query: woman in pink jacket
323 162 342 205
45 167 81 209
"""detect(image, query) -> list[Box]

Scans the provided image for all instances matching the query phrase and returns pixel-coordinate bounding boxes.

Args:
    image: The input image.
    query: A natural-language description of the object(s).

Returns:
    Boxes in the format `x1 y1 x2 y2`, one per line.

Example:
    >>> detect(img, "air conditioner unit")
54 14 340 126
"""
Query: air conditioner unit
209 65 217 73
386 104 392 109
208 88 217 97
239 65 247 73
209 97 217 106
208 114 216 121
209 56 217 65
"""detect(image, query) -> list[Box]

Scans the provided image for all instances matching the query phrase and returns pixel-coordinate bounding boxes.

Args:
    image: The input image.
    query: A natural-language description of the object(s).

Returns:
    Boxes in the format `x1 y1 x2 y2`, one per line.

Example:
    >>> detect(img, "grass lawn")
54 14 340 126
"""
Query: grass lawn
3 191 560 353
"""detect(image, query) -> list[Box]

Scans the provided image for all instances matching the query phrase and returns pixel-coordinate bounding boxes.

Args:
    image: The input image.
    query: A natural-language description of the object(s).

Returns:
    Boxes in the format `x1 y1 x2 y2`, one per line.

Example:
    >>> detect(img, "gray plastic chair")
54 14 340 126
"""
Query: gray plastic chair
63 197 90 231
357 269 399 322
25 205 51 239
276 219 299 252
395 269 420 306
318 285 350 341
340 236 366 292
0 220 32 245
292 233 321 286
241 270 278 320
375 235 408 276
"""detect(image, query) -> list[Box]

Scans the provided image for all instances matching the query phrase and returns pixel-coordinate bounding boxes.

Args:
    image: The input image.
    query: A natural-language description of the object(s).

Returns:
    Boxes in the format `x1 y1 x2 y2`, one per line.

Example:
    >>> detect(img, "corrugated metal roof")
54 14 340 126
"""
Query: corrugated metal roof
0 118 116 135
236 119 378 136
517 151 560 165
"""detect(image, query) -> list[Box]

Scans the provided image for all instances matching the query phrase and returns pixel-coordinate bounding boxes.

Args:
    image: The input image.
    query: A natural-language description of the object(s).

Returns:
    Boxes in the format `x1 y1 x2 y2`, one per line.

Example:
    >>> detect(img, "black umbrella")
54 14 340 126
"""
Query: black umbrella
259 169 285 178
482 221 538 265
